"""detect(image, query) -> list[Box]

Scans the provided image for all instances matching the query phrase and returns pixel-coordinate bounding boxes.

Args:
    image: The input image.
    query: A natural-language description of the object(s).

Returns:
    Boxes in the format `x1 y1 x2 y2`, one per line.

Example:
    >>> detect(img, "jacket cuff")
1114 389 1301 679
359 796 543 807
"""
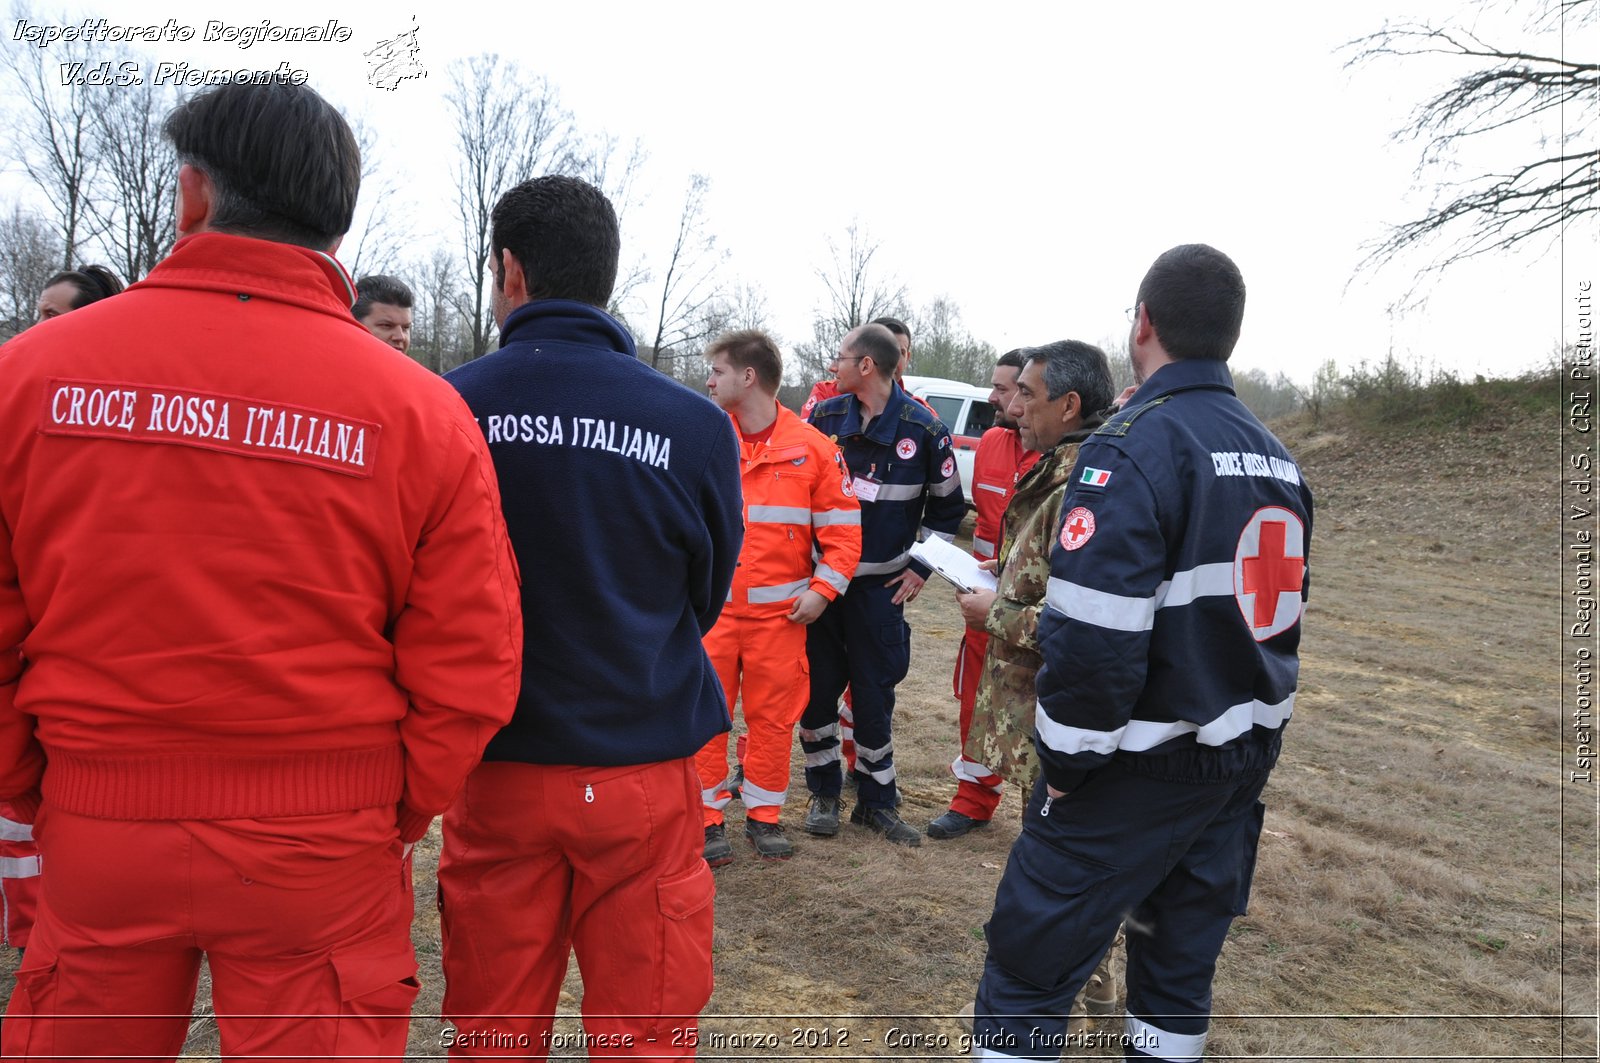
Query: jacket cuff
396 803 433 844
809 577 843 603
4 789 42 823
908 559 933 581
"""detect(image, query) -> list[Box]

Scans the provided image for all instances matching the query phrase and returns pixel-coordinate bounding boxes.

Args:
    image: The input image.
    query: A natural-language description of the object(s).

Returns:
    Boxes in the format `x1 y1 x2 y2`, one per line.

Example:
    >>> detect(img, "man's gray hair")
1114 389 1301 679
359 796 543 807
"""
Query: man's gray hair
1026 340 1114 416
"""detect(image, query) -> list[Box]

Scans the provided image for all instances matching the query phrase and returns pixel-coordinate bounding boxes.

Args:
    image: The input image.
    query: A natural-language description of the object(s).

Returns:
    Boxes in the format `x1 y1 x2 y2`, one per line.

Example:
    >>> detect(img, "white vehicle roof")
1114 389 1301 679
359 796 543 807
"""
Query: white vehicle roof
900 375 990 400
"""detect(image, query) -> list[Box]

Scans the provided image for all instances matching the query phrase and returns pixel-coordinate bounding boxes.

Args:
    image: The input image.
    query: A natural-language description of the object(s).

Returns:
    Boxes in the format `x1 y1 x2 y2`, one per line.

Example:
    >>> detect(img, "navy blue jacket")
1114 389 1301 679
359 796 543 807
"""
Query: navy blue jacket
808 384 965 582
1034 359 1313 791
446 300 741 765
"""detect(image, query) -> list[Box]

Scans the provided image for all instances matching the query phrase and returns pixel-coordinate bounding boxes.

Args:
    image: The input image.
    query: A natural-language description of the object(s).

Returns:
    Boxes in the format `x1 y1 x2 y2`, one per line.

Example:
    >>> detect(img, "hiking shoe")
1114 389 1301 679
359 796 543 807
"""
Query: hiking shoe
745 820 794 859
703 824 734 867
803 794 840 836
850 804 922 847
926 809 990 840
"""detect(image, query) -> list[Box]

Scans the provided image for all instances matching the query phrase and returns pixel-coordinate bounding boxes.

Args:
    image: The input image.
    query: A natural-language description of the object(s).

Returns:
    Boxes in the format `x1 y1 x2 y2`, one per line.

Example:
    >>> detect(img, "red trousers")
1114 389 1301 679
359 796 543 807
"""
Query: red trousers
438 758 714 1060
697 614 808 826
948 629 1003 820
2 807 417 1062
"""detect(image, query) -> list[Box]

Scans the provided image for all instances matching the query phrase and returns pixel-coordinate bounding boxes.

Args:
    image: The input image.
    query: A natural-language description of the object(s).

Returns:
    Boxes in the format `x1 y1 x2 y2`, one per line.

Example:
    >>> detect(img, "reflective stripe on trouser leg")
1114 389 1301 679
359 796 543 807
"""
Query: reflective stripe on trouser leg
695 615 744 826
838 693 856 773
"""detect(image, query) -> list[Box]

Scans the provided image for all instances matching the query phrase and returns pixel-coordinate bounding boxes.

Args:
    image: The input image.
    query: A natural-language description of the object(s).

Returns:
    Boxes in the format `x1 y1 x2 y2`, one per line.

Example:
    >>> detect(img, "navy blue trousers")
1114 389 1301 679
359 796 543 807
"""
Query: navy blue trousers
971 759 1271 1061
799 578 911 810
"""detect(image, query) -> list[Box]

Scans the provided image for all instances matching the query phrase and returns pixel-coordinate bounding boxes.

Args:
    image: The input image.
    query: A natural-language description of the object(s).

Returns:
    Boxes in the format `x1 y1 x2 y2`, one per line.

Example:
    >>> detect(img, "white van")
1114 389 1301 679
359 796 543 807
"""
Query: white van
900 375 996 506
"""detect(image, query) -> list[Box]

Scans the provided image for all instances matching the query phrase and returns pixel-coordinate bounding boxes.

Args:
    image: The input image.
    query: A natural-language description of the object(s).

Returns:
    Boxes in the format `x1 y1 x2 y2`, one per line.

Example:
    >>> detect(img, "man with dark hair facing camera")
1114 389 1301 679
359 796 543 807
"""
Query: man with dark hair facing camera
0 80 522 1058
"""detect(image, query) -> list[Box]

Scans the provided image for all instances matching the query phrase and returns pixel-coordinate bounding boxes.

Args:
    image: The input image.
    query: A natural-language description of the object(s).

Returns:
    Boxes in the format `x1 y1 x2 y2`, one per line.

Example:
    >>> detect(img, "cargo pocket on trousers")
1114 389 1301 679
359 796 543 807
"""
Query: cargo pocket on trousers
879 620 912 685
331 939 422 1055
655 861 716 1017
4 959 59 1056
985 841 1122 991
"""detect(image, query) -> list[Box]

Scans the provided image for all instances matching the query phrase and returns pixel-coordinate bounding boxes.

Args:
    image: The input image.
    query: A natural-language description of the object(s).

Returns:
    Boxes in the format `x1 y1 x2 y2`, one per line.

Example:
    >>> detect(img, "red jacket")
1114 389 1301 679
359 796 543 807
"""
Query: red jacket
0 233 522 842
971 426 1040 561
723 405 861 618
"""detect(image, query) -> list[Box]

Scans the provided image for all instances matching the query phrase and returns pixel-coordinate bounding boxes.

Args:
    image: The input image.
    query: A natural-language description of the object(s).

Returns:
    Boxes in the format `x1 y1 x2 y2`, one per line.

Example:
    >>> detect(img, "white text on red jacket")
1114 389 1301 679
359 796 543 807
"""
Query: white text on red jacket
40 378 379 478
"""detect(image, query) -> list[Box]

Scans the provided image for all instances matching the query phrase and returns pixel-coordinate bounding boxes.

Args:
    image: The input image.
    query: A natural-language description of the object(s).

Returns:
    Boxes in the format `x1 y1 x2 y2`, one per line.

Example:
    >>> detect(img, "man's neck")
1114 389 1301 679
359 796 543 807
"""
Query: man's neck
854 379 895 421
732 393 779 435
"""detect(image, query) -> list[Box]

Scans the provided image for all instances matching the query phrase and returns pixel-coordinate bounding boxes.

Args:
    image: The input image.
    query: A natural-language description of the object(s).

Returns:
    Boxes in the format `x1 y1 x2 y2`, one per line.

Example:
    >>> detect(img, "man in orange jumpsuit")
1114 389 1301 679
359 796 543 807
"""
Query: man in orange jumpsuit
0 82 522 1060
928 349 1040 839
699 330 861 864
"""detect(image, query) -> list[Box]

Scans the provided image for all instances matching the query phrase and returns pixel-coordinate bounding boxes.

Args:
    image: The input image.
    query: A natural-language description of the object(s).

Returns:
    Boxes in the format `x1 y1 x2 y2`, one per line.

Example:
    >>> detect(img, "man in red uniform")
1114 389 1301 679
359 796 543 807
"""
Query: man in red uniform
0 82 522 1059
699 330 860 864
928 349 1039 839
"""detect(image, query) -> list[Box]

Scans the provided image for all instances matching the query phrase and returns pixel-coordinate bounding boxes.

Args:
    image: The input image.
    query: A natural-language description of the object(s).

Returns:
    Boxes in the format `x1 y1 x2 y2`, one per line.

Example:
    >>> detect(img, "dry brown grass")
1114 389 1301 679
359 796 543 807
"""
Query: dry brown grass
1 401 1594 1061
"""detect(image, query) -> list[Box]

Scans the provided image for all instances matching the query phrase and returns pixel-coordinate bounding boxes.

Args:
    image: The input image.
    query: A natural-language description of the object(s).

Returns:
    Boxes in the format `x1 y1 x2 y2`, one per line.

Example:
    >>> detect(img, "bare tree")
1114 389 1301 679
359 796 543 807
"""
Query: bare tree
909 296 994 385
0 204 62 338
343 117 413 281
642 174 727 371
407 247 470 375
792 222 908 382
445 55 581 361
4 35 103 268
570 132 650 318
84 76 179 283
1347 0 1597 279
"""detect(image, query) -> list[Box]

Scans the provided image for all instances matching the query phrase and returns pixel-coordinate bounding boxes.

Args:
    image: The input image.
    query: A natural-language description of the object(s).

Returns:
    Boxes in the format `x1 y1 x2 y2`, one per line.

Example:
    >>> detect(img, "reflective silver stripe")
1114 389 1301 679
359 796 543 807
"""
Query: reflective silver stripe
872 482 925 501
859 763 896 783
856 739 893 763
1157 562 1235 609
815 563 850 594
0 818 32 842
804 747 841 768
951 754 1003 790
800 722 839 742
1121 695 1295 751
836 698 853 723
748 504 810 525
1126 1016 1206 1062
739 780 787 809
812 509 861 527
1035 702 1126 756
855 552 911 576
972 536 996 558
0 856 41 878
749 578 810 604
929 475 962 497
975 482 1008 495
700 785 732 811
1046 576 1156 632
920 526 956 544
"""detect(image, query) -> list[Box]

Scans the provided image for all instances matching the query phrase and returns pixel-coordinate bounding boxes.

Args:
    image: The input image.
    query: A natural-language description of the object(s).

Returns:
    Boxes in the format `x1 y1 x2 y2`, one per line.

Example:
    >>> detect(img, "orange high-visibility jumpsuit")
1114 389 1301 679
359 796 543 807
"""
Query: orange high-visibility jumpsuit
696 405 860 828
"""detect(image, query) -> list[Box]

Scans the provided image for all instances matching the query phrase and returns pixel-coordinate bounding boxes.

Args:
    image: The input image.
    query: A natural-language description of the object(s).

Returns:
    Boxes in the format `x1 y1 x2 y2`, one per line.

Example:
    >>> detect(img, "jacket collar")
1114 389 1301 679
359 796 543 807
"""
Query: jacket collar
132 232 359 318
731 404 810 465
498 299 638 357
1125 358 1235 407
836 382 911 445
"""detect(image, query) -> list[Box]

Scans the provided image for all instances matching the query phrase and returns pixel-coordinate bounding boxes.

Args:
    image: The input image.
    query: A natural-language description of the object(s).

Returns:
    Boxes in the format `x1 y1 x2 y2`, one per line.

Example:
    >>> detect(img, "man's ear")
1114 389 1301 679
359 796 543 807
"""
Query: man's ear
1058 391 1082 429
498 248 529 304
175 163 212 237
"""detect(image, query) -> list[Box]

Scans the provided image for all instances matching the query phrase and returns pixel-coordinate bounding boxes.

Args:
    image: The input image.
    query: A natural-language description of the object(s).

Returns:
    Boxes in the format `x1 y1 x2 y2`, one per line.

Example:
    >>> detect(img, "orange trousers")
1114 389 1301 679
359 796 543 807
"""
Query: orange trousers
2 806 417 1062
696 613 809 826
438 759 714 1060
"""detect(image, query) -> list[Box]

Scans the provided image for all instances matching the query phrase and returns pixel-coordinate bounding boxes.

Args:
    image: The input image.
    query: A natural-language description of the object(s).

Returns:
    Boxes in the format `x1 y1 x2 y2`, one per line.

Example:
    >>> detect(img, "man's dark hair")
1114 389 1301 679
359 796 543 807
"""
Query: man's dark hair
1028 340 1114 418
352 275 414 321
870 316 911 342
44 264 125 308
996 348 1027 372
491 175 620 308
707 329 782 393
1134 243 1246 362
847 323 900 377
163 81 360 250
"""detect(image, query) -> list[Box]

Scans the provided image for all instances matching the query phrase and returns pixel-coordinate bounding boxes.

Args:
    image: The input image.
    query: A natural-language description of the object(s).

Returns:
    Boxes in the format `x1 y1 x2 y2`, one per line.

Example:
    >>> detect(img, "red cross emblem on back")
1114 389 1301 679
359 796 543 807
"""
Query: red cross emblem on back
1233 506 1306 640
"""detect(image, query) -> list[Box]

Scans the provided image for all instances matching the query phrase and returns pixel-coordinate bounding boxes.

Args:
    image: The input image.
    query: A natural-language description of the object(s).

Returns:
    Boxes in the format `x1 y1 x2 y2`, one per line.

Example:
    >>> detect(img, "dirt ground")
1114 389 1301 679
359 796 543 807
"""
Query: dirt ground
2 398 1594 1061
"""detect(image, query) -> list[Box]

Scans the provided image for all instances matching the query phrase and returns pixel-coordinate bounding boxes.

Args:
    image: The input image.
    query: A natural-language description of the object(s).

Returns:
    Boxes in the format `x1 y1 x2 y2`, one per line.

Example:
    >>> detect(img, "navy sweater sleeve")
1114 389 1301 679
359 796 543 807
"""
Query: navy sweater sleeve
693 415 743 633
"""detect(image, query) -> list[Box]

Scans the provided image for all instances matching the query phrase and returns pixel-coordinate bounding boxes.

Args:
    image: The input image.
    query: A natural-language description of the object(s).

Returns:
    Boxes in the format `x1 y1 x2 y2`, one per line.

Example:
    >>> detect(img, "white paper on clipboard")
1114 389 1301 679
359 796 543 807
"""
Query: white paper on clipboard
909 536 998 594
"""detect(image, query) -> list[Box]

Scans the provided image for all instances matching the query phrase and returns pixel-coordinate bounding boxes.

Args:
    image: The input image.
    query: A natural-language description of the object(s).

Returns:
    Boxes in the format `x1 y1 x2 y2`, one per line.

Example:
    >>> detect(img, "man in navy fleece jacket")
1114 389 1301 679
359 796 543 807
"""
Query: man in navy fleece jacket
438 174 742 1059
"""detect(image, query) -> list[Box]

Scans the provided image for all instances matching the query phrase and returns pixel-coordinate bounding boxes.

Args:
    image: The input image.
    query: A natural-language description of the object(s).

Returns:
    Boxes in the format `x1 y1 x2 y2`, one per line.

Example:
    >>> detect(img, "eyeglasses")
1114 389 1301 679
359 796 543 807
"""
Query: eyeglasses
1124 304 1138 324
830 354 866 366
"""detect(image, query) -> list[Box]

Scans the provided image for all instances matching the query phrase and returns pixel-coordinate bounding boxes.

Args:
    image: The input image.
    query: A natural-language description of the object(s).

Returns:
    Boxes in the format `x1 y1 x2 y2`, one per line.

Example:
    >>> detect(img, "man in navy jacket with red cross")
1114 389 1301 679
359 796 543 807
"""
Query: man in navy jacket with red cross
971 245 1312 1061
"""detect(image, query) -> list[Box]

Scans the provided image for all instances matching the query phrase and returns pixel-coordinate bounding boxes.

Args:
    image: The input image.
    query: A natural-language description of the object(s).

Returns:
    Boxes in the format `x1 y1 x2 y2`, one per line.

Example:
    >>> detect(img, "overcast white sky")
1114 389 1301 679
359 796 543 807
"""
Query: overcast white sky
3 0 1590 385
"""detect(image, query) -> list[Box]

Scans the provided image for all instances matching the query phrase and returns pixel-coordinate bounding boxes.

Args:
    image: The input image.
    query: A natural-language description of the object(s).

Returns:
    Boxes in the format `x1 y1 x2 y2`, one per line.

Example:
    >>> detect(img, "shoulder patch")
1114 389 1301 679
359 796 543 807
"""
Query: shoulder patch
896 437 918 460
1235 506 1307 641
1060 506 1096 551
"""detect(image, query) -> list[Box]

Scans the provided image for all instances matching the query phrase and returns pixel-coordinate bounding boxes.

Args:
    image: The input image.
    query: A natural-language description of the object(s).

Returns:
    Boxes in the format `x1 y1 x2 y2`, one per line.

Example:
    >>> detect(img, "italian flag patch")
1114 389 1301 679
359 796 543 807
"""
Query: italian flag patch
1080 467 1112 487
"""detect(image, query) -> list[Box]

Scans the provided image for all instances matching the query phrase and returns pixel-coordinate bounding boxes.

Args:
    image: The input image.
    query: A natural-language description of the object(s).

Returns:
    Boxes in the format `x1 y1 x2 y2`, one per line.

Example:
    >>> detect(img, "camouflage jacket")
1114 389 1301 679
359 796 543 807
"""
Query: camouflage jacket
967 437 1081 788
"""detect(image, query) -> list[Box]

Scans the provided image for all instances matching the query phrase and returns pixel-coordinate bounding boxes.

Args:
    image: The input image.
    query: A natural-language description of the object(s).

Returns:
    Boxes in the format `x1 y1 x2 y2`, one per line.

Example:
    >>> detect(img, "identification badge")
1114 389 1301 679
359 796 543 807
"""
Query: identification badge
851 476 881 502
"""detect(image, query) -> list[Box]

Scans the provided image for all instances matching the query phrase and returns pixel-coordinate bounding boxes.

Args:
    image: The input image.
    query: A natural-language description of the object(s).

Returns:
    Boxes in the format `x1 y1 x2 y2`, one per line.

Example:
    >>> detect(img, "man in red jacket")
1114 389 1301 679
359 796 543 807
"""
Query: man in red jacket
699 330 860 864
0 82 521 1060
928 349 1039 839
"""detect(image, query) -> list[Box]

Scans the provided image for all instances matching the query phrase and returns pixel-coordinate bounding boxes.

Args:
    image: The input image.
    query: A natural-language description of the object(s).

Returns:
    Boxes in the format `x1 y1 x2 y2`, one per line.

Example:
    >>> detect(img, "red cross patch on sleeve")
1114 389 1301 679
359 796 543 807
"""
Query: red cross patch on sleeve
1060 506 1096 551
1234 506 1307 640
